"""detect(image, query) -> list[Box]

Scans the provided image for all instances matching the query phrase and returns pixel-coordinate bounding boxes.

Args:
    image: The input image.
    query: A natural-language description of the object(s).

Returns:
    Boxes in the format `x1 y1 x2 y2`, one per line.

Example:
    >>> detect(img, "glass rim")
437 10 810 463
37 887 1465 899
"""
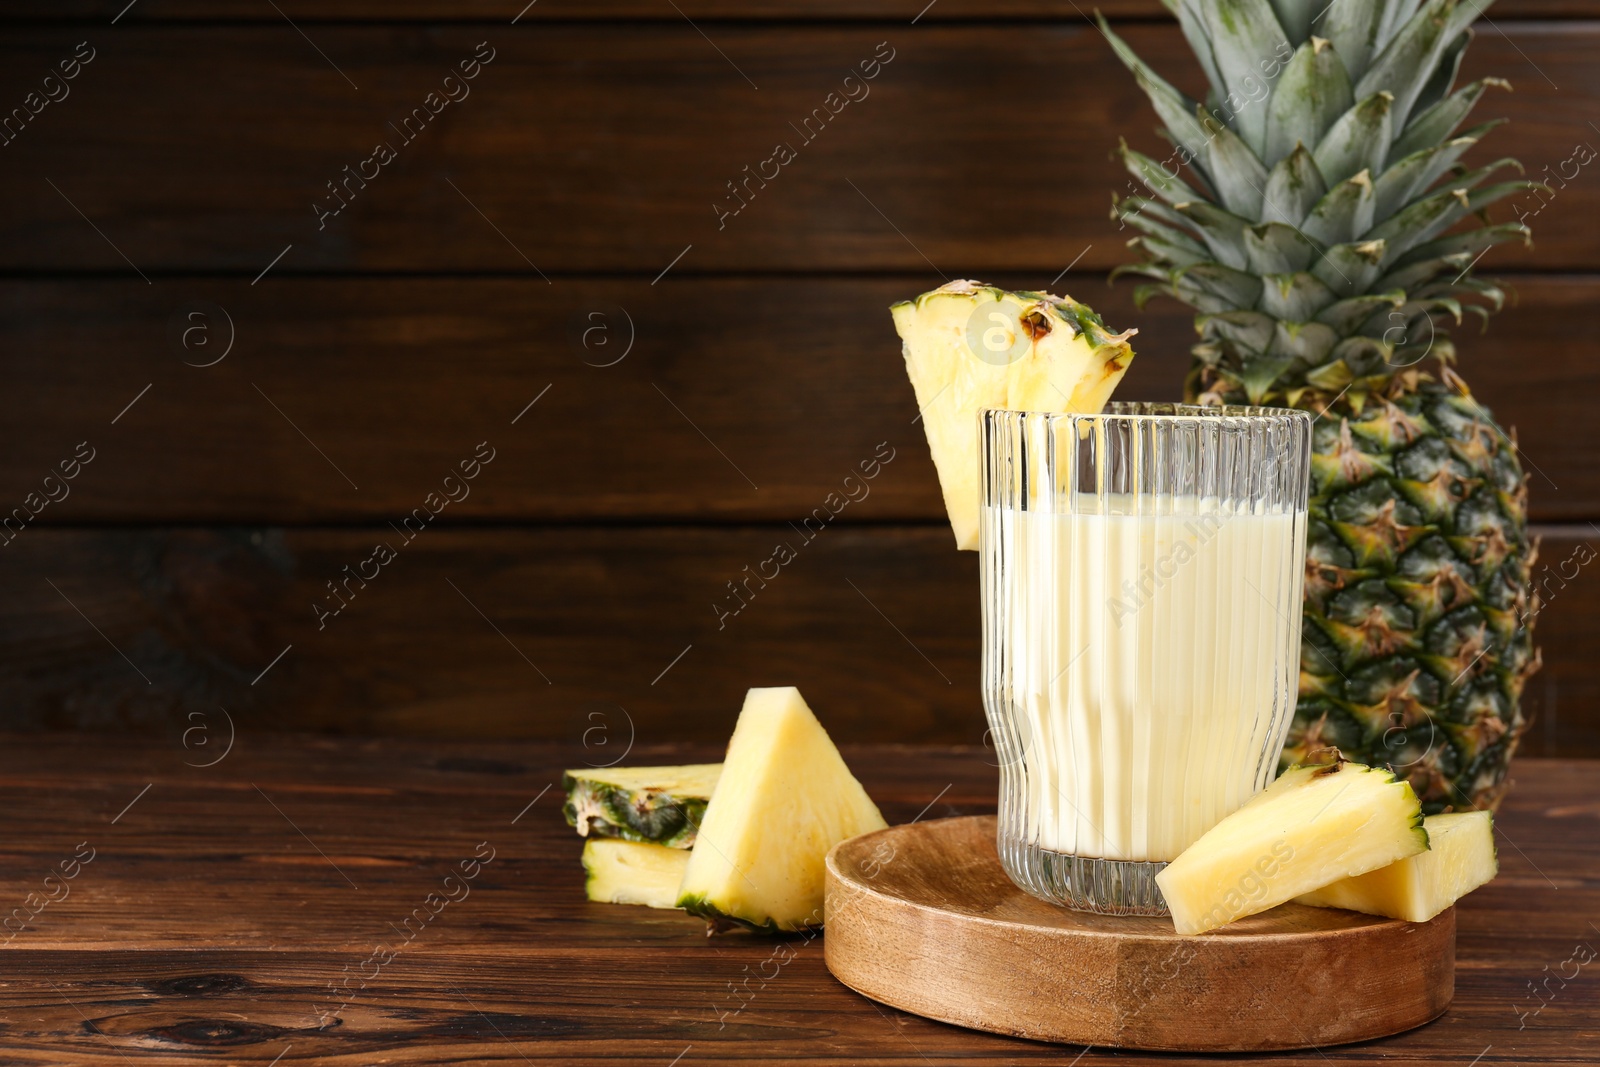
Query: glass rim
981 403 1311 425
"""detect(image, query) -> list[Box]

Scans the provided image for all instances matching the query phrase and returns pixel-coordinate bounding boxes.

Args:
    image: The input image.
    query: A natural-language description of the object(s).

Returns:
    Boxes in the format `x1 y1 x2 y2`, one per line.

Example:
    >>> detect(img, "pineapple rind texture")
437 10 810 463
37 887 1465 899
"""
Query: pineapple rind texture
563 764 722 848
1283 383 1538 814
675 687 887 933
891 280 1137 550
1103 0 1540 811
1155 760 1428 936
677 892 792 935
1296 809 1497 922
583 839 692 910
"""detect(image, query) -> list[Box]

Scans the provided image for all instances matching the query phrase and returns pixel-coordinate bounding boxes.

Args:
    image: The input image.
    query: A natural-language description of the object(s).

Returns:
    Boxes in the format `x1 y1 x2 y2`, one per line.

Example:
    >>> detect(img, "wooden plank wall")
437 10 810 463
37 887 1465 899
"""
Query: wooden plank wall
0 2 1594 758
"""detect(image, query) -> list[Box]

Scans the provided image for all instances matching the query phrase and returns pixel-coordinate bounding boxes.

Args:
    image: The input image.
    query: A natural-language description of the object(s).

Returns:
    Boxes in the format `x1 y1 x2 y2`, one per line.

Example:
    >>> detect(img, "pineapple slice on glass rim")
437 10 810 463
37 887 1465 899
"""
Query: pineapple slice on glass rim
890 281 1137 550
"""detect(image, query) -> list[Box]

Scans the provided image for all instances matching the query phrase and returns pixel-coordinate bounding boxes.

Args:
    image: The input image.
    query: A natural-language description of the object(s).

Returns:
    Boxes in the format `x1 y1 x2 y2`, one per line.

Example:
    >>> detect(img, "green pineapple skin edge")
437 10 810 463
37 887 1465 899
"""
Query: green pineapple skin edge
676 892 806 936
1103 0 1541 814
562 765 720 849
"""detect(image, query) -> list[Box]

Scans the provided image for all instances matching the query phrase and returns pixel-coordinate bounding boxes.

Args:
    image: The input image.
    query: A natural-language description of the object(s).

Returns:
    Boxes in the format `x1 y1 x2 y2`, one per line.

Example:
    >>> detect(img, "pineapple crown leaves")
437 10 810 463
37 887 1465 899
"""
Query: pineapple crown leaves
1101 0 1539 407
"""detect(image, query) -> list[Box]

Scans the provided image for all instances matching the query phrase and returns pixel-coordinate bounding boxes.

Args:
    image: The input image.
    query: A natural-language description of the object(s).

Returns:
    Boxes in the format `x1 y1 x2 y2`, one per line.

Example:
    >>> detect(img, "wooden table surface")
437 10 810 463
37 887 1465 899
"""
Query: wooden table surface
0 735 1593 1065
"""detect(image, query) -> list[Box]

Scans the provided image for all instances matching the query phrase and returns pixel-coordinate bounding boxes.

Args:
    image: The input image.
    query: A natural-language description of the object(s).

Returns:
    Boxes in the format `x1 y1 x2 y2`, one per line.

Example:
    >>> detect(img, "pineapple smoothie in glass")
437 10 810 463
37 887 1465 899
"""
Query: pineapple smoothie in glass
980 404 1312 915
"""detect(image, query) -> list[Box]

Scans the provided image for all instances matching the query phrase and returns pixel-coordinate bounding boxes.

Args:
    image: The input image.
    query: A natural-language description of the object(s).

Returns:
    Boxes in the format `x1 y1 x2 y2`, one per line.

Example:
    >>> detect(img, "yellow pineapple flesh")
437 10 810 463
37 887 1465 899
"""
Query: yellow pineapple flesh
676 686 887 932
1155 760 1428 935
890 280 1136 549
1296 811 1497 923
583 839 691 910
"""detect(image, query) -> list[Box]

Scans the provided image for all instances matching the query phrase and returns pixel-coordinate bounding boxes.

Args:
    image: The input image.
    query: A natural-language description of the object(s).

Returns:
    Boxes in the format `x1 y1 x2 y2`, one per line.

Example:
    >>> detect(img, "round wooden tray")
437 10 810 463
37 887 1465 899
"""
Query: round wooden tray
823 815 1454 1052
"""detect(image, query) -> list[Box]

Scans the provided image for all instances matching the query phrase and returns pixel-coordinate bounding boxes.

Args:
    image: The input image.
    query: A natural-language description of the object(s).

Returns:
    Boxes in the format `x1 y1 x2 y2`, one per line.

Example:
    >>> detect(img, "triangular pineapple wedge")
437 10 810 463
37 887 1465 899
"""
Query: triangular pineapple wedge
583 839 692 910
1296 811 1497 923
890 280 1136 550
676 687 886 932
1155 759 1428 936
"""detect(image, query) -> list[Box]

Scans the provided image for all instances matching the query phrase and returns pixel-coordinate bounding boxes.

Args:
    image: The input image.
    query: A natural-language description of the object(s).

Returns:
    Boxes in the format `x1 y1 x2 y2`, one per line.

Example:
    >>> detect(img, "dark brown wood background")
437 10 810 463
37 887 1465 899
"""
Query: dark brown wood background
0 1 1594 756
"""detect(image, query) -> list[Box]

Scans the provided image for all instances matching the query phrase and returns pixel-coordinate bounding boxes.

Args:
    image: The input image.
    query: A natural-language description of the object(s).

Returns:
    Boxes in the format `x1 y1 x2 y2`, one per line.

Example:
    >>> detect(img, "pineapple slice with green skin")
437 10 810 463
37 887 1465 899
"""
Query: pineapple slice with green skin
1297 810 1496 922
676 687 887 933
583 839 692 910
890 281 1137 550
1156 759 1428 936
563 764 722 849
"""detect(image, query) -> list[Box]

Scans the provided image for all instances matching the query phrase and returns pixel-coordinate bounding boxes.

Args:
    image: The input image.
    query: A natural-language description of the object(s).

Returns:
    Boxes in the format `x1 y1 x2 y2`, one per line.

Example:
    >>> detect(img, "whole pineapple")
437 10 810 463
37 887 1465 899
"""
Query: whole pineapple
1103 0 1541 812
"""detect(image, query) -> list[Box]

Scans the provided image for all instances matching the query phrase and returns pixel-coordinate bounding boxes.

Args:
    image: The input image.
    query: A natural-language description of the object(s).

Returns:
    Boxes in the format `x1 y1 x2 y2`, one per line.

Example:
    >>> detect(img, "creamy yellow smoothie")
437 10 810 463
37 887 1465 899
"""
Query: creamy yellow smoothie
986 499 1306 863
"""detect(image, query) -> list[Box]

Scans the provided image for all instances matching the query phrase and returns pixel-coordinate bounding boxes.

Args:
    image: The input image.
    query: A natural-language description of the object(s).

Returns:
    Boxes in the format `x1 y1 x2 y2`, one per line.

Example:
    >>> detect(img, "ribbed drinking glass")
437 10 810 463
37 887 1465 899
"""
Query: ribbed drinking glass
980 402 1313 915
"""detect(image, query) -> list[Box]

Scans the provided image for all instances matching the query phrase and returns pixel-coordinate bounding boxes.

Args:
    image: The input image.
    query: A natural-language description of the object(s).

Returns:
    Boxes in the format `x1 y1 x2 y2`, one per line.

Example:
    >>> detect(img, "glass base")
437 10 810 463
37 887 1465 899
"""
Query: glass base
997 832 1170 916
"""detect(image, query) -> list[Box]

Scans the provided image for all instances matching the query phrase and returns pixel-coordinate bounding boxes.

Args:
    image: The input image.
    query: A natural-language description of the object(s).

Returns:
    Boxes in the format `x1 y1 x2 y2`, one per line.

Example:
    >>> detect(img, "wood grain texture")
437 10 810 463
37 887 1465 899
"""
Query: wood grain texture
0 737 1585 1064
7 0 1598 22
2 275 1593 522
825 815 1455 1051
0 26 1594 273
1 526 1593 756
1 7 1596 754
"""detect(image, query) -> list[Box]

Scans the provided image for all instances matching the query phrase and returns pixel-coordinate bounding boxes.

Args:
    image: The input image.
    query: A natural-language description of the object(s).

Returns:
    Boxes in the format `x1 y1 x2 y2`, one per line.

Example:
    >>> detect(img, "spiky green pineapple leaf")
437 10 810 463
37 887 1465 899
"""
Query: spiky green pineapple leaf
1119 142 1208 205
1302 169 1376 246
1373 126 1496 217
1445 274 1509 312
1115 194 1190 232
1314 90 1393 184
1372 298 1462 337
1313 0 1385 81
1240 353 1298 401
1200 0 1291 152
1434 179 1541 246
1116 203 1203 248
1408 290 1484 329
1384 259 1472 297
1111 261 1178 286
1175 200 1252 269
1260 271 1339 320
1132 233 1210 268
1246 222 1317 273
1264 37 1355 163
1365 183 1472 262
1377 0 1427 44
1356 0 1487 130
1391 77 1510 159
1197 108 1270 215
1131 281 1176 309
1305 355 1357 390
1277 319 1341 362
1329 334 1399 378
1175 262 1265 312
1391 221 1531 270
1413 24 1472 116
1462 303 1492 330
1447 158 1531 197
1312 238 1388 295
1262 143 1328 226
1099 16 1213 161
1128 226 1211 266
1161 0 1228 105
1318 292 1405 334
1266 0 1319 45
1199 308 1278 353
